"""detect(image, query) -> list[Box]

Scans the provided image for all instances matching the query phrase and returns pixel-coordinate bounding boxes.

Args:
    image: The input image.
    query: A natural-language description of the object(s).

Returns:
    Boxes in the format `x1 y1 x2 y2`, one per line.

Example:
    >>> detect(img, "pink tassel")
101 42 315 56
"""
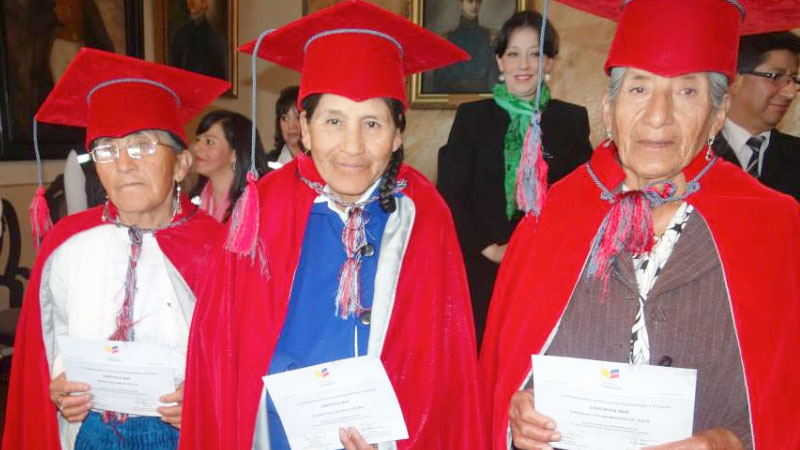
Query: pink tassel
29 185 53 250
335 207 366 318
515 113 549 217
226 172 267 275
587 191 655 293
336 259 362 318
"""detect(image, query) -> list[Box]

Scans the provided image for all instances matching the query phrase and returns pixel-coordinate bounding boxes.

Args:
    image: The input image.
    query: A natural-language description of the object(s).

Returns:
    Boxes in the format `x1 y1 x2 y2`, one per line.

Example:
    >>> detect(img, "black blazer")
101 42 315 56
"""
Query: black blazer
437 98 593 256
713 130 800 202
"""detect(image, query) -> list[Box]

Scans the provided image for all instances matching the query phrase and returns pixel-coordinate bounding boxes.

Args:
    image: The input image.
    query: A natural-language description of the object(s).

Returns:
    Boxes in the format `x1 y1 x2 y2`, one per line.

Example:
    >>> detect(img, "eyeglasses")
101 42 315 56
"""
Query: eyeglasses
741 70 800 88
90 141 173 163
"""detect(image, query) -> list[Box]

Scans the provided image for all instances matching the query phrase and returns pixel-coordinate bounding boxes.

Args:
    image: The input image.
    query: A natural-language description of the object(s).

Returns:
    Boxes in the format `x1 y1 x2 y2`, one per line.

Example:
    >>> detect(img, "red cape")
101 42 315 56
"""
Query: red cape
180 154 484 449
480 145 800 449
2 199 222 450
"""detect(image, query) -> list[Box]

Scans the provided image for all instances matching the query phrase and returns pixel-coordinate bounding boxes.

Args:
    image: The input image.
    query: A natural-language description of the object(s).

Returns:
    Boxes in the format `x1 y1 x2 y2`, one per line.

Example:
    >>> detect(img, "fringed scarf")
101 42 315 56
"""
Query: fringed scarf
298 175 407 319
584 151 717 293
492 82 551 220
100 200 189 426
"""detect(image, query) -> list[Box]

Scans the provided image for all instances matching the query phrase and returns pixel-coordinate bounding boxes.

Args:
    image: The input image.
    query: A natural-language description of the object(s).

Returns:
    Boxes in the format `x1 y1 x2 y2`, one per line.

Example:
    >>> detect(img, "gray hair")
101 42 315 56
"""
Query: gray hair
608 67 728 109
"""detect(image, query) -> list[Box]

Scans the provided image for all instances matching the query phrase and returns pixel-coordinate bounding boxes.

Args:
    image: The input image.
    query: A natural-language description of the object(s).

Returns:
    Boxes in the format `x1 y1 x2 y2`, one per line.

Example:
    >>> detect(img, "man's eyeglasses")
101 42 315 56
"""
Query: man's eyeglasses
741 70 800 88
90 141 173 163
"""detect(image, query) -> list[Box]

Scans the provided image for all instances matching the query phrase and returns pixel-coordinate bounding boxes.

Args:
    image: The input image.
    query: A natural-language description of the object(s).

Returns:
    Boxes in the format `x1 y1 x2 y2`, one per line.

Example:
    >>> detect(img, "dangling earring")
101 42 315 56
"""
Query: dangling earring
603 129 614 147
231 161 236 171
173 183 182 216
102 196 111 222
544 73 551 83
706 135 716 161
499 73 505 82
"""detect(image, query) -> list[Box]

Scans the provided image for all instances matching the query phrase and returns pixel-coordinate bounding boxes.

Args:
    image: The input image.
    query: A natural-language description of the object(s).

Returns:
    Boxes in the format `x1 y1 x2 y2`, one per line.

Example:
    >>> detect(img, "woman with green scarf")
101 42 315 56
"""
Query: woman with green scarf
437 10 592 350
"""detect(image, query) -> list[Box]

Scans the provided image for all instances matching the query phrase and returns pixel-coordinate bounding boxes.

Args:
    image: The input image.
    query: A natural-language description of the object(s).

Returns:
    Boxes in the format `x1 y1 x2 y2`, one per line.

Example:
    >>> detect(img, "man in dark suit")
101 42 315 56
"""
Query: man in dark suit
713 31 800 201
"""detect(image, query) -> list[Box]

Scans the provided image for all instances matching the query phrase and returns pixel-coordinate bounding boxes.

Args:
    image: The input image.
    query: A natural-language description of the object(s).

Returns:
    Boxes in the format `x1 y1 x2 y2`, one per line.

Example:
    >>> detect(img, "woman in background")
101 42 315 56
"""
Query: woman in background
437 10 593 349
190 110 270 223
266 85 301 168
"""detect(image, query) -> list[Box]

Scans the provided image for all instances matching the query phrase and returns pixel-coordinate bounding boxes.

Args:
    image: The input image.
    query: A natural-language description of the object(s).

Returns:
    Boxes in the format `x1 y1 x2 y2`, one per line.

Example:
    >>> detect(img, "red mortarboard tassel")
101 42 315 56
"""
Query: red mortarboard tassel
515 112 548 217
29 185 53 250
225 171 268 276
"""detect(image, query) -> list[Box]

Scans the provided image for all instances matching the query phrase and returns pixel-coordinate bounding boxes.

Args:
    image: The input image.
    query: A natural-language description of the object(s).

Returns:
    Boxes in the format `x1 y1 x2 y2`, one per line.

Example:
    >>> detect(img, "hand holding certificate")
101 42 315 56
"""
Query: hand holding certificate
530 355 697 450
57 337 178 417
264 356 408 450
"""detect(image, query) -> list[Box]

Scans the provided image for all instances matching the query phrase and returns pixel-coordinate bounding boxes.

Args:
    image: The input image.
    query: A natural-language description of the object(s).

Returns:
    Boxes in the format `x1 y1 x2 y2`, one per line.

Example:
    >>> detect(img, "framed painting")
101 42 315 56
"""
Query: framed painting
0 0 144 160
410 0 527 108
153 0 238 96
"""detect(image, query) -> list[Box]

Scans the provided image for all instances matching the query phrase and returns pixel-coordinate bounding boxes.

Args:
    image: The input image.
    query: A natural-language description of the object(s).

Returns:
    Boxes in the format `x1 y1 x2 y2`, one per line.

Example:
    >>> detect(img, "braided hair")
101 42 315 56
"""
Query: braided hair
301 95 406 213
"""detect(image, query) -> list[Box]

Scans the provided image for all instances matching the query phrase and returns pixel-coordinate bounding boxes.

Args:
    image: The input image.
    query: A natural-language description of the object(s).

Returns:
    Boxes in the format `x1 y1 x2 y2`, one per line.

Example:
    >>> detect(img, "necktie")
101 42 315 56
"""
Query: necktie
745 136 765 177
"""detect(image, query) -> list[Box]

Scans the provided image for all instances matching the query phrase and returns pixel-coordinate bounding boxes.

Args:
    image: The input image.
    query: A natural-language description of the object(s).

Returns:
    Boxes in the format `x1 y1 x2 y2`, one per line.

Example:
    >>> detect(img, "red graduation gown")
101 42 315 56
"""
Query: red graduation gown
180 154 484 450
1 199 221 450
480 145 800 449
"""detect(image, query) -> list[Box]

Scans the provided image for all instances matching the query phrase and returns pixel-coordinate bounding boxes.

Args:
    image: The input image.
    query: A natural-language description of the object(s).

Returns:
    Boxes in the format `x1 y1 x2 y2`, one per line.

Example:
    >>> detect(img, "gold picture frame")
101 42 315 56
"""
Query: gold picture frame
410 0 527 109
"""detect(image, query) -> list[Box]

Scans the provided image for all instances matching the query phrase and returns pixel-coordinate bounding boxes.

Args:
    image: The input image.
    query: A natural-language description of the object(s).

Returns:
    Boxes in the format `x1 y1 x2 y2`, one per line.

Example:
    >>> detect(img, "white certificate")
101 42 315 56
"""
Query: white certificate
264 356 408 450
57 337 177 416
532 355 697 450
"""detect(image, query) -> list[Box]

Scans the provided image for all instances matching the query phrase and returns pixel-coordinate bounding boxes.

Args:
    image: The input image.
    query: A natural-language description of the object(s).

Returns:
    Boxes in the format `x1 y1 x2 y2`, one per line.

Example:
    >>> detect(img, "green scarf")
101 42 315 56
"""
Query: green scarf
492 82 550 220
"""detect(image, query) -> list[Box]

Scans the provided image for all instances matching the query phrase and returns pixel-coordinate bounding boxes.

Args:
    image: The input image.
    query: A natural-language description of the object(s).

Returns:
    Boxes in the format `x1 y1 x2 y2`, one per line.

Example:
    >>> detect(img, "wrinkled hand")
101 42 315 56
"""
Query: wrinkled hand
49 372 92 423
157 382 184 429
509 389 561 450
643 428 744 450
339 427 378 450
481 243 508 264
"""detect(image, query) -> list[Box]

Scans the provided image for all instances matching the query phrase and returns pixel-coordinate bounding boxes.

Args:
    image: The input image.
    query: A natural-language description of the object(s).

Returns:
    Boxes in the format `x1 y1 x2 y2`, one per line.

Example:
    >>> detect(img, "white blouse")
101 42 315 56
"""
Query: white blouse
39 224 195 449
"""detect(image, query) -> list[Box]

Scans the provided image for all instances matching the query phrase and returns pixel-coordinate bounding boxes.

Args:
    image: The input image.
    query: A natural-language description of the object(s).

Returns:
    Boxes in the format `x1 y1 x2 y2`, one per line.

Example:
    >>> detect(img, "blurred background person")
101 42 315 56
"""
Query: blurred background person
713 31 800 201
266 85 301 168
437 10 592 349
189 110 269 223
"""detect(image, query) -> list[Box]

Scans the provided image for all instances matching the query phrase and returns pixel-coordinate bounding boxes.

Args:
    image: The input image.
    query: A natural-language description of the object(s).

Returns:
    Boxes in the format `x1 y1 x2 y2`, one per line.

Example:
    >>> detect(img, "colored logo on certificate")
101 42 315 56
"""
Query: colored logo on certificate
314 368 330 379
104 345 120 354
601 368 620 379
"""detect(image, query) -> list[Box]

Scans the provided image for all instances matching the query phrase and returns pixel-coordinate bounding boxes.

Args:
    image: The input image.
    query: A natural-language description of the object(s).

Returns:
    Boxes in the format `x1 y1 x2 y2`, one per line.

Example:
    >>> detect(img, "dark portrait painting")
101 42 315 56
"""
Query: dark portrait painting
410 0 523 107
155 0 236 95
0 0 140 159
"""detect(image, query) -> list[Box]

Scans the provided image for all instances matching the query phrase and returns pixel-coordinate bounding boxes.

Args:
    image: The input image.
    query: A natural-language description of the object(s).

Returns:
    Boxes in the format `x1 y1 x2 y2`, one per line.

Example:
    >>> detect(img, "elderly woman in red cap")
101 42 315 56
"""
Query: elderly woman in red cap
2 49 228 450
180 1 483 449
480 0 800 449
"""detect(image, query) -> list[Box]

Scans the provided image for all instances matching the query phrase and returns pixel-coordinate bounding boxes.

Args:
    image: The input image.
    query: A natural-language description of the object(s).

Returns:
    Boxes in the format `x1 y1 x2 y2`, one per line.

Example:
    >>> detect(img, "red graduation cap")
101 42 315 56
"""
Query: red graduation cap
28 48 229 250
239 0 469 109
556 0 800 81
35 48 231 147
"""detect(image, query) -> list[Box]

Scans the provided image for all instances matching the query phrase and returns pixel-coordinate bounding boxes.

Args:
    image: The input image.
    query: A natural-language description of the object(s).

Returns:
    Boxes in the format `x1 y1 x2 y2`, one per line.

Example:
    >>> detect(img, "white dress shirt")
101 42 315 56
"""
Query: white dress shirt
721 119 771 176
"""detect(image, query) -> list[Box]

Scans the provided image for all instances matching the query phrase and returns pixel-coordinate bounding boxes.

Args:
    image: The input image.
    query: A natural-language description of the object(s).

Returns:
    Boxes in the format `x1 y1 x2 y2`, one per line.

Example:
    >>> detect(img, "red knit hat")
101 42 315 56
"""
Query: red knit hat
35 48 230 147
557 0 800 80
239 0 469 110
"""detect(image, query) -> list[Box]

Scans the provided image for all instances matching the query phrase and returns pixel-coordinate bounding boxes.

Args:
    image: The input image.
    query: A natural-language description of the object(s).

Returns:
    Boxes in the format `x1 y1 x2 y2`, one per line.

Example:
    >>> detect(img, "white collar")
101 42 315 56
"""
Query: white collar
313 177 384 222
721 119 771 170
277 145 294 164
